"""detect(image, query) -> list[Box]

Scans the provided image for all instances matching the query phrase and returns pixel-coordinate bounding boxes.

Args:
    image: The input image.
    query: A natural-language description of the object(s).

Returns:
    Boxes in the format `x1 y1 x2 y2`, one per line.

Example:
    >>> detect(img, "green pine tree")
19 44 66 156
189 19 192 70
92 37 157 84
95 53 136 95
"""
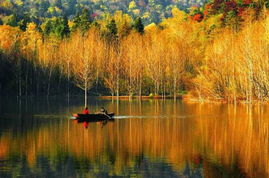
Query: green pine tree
106 19 118 39
62 16 70 37
44 20 53 36
133 17 144 34
79 8 92 32
7 14 18 27
49 17 70 38
72 8 92 33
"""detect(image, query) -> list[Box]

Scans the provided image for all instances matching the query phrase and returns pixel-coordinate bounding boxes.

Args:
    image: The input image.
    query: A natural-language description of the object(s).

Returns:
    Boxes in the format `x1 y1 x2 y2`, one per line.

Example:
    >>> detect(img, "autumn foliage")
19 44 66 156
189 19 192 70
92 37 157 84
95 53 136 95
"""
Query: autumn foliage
0 5 269 102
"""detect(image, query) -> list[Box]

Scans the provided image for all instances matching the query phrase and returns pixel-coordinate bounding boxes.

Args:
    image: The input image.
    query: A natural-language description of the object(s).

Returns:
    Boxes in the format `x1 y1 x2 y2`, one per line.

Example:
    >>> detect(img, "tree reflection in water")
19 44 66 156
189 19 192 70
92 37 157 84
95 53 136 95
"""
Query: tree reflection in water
0 100 268 177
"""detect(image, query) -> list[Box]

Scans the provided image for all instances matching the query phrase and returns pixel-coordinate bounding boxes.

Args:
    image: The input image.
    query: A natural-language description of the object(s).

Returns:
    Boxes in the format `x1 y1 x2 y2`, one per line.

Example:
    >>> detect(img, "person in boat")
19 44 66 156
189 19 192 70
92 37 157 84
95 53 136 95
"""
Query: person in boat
100 107 107 114
83 107 89 114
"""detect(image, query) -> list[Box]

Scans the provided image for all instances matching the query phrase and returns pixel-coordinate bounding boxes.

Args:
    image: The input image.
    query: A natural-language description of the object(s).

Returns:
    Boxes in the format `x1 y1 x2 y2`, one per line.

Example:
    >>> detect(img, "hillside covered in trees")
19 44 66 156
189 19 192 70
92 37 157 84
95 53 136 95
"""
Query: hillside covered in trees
0 0 206 25
0 0 269 102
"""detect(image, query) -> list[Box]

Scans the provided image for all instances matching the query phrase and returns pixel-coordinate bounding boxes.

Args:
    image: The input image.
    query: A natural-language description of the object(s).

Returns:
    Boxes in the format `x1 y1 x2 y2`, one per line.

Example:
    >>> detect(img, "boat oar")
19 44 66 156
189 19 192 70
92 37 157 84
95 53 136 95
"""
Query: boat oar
103 113 112 120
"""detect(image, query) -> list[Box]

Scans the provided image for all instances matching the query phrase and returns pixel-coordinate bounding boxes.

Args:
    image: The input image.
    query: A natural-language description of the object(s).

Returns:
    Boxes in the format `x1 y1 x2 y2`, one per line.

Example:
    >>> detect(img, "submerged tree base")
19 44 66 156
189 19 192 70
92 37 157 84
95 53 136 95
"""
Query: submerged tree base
98 95 183 100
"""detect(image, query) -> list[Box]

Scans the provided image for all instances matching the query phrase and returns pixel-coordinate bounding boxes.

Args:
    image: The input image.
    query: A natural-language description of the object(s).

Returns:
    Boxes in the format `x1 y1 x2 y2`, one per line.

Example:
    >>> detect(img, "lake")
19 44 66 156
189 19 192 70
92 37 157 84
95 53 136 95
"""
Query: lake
0 97 268 178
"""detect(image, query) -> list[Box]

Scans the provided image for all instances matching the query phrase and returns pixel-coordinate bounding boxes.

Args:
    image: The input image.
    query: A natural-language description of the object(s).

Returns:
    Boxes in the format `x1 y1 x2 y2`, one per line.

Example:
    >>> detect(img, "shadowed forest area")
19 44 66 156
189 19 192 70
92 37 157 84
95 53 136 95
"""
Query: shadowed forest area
0 0 269 102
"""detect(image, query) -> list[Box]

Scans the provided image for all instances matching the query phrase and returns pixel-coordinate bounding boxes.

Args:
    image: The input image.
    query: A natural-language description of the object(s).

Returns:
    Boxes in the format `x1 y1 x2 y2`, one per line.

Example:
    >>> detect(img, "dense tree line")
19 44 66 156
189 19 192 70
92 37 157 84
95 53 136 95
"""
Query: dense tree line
0 0 269 103
0 0 207 25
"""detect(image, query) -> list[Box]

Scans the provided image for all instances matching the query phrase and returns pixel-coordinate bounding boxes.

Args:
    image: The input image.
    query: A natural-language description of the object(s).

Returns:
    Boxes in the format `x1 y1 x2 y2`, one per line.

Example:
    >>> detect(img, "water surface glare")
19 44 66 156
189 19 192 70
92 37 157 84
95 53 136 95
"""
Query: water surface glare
0 97 268 178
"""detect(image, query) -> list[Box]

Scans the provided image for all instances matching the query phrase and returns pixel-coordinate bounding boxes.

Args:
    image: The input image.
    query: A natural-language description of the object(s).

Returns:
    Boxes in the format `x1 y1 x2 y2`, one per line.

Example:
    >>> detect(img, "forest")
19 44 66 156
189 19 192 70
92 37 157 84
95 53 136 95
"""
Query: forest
0 0 269 102
0 0 206 25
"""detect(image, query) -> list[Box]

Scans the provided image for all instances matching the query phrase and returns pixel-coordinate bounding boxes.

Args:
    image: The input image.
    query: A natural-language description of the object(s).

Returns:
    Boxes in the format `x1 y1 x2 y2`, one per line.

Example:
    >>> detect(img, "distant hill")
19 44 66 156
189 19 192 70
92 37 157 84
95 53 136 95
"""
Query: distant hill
0 0 207 24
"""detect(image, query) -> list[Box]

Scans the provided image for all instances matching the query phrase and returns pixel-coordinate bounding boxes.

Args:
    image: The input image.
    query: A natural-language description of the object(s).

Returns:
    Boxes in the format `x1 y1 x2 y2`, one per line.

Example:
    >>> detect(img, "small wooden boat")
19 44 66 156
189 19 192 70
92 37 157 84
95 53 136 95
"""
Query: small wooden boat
71 113 115 122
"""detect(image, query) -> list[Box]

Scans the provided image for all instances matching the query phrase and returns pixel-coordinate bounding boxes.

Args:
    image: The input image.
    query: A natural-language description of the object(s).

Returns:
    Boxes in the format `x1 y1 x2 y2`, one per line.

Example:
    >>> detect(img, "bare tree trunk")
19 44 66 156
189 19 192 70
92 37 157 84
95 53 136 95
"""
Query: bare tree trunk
156 81 159 96
233 90 236 104
173 76 177 101
155 81 159 96
85 78 87 108
19 73 22 97
116 73 119 101
129 92 132 101
36 68 40 96
47 70 52 97
67 62 70 98
19 60 22 97
57 71 63 95
248 60 253 103
25 65 28 97
163 83 166 99
154 82 157 96
36 71 39 96
139 76 142 99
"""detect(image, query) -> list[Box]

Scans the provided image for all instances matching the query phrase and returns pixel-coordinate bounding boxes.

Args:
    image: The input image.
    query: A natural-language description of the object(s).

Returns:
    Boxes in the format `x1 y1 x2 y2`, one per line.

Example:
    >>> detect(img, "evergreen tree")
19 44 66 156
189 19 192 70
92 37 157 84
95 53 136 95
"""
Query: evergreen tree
79 8 92 32
61 16 70 37
18 19 27 31
106 19 118 38
54 18 63 38
44 20 53 36
7 14 18 27
18 15 31 31
72 8 92 33
44 17 70 38
0 19 3 25
133 17 144 34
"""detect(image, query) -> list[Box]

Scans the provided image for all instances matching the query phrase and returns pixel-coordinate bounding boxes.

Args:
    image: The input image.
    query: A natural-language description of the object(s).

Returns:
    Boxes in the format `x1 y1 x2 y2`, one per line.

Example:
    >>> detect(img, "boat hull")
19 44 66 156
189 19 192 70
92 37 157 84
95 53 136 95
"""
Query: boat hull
71 113 115 122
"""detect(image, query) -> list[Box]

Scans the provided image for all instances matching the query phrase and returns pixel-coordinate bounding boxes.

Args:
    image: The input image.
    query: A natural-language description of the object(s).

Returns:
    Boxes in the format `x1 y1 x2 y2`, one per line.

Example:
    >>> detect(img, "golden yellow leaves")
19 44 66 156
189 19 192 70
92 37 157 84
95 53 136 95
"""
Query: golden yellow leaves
265 16 269 44
144 23 157 33
128 1 137 9
171 7 187 21
0 25 20 52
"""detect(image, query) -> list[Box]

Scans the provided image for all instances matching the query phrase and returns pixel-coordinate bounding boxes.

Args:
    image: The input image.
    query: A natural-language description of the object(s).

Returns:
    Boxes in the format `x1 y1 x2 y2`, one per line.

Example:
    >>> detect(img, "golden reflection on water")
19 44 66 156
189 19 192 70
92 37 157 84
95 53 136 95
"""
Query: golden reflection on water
0 100 269 177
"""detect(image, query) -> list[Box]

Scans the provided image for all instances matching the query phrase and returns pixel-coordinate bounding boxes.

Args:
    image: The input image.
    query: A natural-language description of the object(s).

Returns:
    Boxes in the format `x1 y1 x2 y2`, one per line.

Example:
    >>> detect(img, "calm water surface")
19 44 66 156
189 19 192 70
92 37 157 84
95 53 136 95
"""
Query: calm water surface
0 97 268 178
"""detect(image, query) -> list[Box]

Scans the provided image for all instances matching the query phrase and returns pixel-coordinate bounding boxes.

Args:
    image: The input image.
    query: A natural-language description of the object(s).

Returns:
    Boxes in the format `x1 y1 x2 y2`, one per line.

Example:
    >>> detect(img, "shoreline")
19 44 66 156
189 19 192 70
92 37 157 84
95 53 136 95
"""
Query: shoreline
98 95 183 100
98 95 269 104
0 95 267 104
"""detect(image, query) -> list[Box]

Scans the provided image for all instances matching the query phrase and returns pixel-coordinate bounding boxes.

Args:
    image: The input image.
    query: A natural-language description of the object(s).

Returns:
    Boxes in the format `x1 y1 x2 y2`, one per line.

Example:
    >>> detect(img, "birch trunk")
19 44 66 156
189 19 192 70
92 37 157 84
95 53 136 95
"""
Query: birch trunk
174 76 177 101
85 77 87 107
